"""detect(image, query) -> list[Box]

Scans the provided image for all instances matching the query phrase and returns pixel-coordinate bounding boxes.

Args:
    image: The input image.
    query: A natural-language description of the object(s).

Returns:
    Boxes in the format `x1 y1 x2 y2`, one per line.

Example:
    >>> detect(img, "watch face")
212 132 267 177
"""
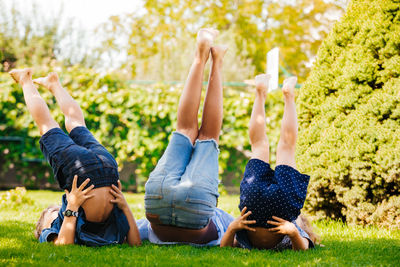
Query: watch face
65 210 72 216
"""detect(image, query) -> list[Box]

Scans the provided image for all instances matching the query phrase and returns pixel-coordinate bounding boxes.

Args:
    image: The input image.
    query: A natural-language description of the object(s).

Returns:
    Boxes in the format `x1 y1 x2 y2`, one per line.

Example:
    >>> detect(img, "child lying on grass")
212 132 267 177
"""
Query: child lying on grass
220 75 319 250
137 28 234 246
9 69 141 246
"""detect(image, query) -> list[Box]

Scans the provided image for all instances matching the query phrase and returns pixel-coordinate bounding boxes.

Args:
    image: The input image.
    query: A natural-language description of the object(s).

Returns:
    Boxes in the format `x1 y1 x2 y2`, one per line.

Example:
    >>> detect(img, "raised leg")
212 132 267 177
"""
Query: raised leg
176 28 218 144
276 76 298 169
33 73 85 133
197 45 228 143
9 68 59 135
249 74 270 163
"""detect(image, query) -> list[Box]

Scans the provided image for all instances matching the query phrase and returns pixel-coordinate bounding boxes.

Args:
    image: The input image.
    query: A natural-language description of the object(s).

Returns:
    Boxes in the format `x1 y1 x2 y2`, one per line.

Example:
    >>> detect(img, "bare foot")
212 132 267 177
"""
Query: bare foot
211 45 228 65
255 74 270 97
9 68 33 85
282 76 297 98
33 72 60 93
196 28 219 61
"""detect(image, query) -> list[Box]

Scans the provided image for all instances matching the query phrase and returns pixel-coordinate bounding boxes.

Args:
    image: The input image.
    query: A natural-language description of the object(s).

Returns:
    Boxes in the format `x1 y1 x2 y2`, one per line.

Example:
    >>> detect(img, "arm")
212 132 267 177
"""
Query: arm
110 181 141 246
267 216 309 251
54 176 94 245
220 207 256 247
288 230 309 250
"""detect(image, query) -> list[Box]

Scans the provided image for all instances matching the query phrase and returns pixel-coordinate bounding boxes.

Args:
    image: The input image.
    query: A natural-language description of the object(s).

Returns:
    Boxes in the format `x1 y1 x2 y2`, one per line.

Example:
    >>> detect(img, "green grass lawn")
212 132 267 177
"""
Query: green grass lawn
0 190 399 266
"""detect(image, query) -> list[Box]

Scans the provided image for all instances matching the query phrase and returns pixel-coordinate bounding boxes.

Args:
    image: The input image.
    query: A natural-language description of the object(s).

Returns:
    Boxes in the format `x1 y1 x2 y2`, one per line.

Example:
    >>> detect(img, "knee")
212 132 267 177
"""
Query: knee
277 139 296 152
280 131 297 146
250 138 268 148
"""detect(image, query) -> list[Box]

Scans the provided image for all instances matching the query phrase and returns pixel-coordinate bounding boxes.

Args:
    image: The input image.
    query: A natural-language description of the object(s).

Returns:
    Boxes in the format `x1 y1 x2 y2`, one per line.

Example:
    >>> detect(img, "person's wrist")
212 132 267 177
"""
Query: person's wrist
288 225 299 238
228 224 238 234
66 203 80 211
121 204 130 213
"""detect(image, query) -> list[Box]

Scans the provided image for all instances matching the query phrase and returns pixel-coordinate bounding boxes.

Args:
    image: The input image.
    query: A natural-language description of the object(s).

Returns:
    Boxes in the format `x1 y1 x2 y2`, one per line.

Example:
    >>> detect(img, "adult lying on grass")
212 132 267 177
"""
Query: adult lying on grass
137 28 234 246
221 75 318 250
9 69 141 246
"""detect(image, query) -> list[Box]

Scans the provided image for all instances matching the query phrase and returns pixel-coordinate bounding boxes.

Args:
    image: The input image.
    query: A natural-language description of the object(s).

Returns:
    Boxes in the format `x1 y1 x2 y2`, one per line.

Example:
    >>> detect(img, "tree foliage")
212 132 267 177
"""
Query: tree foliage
98 0 344 82
0 0 97 71
297 0 400 227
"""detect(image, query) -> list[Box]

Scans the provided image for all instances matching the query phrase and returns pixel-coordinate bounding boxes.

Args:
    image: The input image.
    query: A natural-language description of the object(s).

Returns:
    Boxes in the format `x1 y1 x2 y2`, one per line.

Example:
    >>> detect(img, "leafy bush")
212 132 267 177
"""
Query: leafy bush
297 0 400 227
0 66 285 192
0 187 33 208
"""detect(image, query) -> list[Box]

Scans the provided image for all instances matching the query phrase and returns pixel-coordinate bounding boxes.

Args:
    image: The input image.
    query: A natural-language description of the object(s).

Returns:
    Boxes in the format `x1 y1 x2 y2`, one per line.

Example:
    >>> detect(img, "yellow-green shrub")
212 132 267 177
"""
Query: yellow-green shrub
297 0 400 226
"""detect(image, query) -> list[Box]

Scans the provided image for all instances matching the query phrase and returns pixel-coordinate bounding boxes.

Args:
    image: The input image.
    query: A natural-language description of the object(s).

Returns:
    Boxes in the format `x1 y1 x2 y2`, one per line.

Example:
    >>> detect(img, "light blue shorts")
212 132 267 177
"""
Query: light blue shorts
144 131 220 229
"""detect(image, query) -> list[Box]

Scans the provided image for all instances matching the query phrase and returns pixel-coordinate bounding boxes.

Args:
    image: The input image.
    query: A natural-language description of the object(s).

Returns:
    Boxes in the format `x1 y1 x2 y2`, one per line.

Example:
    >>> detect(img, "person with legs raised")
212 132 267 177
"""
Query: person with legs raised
221 75 318 250
10 69 140 246
137 29 234 246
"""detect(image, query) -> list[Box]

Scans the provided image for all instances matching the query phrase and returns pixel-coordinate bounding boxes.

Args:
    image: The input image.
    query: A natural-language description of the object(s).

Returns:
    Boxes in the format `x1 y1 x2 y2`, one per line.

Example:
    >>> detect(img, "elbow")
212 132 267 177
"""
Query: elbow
128 239 142 247
53 238 73 246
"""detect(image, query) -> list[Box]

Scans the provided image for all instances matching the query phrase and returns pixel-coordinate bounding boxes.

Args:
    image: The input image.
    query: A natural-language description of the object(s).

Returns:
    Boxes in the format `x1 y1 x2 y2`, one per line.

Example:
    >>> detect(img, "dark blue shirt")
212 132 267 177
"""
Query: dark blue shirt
39 194 130 246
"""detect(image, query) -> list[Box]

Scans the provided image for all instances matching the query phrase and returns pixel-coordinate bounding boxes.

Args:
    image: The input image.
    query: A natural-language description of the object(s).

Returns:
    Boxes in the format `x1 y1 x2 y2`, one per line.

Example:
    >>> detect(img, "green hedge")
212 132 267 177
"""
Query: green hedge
297 0 400 227
0 66 285 192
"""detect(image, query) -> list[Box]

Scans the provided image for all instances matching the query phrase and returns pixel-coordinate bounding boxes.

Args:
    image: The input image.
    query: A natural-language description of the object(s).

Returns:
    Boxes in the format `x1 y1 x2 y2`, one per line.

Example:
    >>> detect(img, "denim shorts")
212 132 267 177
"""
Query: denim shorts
144 131 220 229
39 126 119 191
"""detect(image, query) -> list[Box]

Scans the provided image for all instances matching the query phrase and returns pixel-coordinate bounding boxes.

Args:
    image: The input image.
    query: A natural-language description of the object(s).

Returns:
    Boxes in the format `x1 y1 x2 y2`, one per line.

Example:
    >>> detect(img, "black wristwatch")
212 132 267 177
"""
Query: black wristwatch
63 209 79 217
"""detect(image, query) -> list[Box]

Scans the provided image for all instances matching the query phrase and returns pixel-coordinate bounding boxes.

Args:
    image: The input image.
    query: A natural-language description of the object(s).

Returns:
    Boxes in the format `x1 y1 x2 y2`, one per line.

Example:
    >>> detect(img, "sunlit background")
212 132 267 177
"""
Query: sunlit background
0 0 346 82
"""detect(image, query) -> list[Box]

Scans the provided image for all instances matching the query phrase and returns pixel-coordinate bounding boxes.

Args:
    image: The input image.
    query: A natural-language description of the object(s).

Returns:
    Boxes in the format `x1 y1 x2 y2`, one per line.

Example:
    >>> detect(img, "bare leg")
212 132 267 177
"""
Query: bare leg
9 68 59 135
276 76 298 168
33 73 85 133
249 74 270 163
176 28 218 144
197 45 228 143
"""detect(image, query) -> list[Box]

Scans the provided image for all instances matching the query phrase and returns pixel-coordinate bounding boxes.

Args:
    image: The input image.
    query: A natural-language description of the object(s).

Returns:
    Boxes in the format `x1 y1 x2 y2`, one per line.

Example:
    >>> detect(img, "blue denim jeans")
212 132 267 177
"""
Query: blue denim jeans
39 126 119 191
145 131 220 229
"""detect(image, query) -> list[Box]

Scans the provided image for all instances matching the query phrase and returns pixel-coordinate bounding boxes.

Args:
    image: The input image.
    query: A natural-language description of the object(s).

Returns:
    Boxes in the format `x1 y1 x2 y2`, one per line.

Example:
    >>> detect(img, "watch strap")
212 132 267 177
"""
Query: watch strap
63 209 79 217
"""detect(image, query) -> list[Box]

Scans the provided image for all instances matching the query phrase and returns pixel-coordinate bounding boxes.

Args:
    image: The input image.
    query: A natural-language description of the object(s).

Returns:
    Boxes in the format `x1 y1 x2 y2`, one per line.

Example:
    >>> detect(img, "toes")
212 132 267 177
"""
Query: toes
283 76 297 89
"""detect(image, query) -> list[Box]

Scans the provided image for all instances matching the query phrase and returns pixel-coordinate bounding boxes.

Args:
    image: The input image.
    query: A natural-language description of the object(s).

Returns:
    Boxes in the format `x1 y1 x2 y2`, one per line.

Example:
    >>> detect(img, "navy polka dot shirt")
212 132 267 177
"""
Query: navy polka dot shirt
239 159 310 228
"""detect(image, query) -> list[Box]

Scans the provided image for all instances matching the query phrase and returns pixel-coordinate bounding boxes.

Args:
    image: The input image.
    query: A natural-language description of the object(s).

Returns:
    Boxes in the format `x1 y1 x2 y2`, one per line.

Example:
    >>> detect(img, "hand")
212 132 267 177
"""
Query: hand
267 216 298 237
65 175 94 211
109 180 129 211
228 207 257 233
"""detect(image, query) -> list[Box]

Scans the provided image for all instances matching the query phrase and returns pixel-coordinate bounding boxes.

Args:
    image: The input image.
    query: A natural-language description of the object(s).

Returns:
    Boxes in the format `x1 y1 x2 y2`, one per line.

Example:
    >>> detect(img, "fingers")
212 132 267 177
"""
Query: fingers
86 194 95 199
243 220 257 225
64 189 69 196
72 175 78 189
82 184 95 194
272 216 285 222
78 178 91 191
242 211 252 219
85 194 95 200
109 188 120 198
267 227 281 232
267 220 281 226
241 207 247 216
112 184 121 194
117 180 122 191
244 225 256 232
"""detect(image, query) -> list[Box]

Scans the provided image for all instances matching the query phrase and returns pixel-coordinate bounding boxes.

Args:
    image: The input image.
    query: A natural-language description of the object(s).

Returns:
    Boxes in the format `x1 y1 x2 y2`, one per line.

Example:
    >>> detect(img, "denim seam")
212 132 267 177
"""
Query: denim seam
172 131 195 148
194 139 220 153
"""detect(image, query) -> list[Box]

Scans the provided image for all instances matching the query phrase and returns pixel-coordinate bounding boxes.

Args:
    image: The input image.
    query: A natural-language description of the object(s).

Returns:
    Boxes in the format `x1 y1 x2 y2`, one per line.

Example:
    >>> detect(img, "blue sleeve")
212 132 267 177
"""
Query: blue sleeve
274 221 314 250
39 214 62 243
136 218 150 241
39 228 59 243
295 222 315 248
